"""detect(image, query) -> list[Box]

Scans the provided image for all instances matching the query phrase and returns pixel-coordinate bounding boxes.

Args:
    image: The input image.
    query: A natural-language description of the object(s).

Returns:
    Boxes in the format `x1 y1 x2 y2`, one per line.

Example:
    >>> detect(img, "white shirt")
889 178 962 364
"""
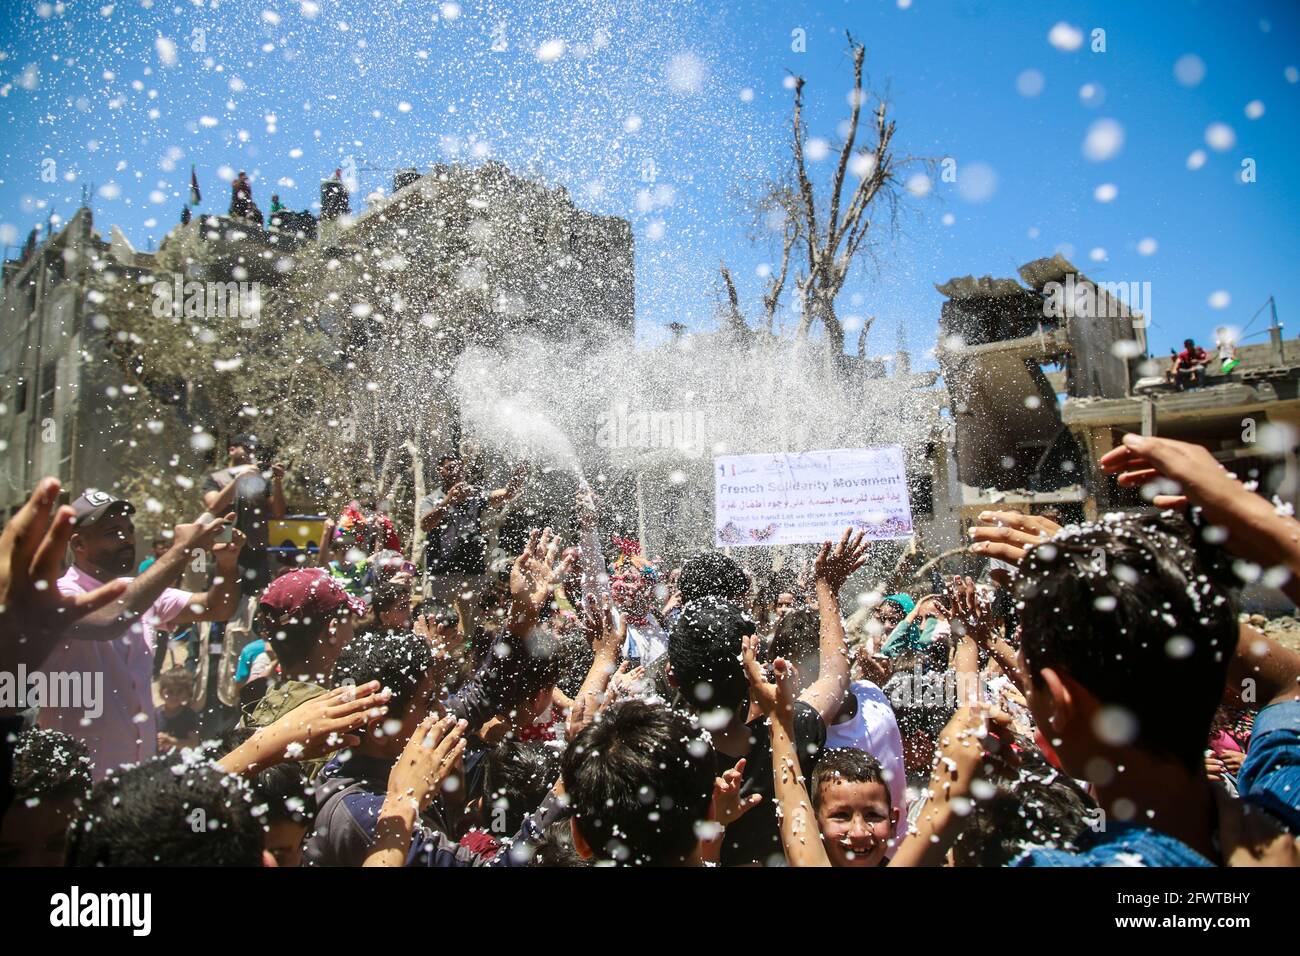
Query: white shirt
826 680 908 837
623 615 668 666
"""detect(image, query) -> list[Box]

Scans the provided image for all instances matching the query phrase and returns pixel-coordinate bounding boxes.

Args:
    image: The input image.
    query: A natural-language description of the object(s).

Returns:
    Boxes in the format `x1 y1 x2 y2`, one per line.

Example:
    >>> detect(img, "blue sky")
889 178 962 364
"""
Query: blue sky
2 0 1297 365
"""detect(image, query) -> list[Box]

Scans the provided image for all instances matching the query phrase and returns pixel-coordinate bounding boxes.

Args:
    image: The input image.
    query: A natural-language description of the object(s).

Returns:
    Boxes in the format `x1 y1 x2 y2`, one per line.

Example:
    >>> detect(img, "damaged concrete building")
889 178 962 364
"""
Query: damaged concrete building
0 161 634 531
936 254 1299 535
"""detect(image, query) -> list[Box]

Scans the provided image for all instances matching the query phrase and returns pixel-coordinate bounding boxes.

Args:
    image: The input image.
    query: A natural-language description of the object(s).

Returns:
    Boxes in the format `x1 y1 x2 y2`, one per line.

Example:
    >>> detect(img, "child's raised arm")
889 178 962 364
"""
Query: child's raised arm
742 634 832 867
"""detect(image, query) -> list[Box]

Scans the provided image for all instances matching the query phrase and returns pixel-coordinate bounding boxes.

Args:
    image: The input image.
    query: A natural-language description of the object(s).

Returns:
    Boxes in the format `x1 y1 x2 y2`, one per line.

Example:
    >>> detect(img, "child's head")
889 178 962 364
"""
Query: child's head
668 596 757 717
1013 512 1238 781
484 625 561 730
0 729 93 866
678 551 749 606
372 583 413 630
158 666 193 709
255 569 365 673
251 763 317 868
810 748 897 867
770 607 821 691
66 756 264 866
481 740 561 839
330 629 437 753
562 699 714 866
950 753 1097 866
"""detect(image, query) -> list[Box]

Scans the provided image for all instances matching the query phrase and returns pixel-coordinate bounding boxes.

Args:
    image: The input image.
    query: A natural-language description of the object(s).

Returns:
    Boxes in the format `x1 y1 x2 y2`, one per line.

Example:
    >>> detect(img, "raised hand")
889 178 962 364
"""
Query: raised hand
967 510 1062 566
385 713 469 815
1102 433 1300 571
510 527 575 614
711 757 762 828
607 660 646 701
212 528 247 571
420 612 465 662
218 680 391 775
580 594 626 660
0 478 129 654
812 528 870 592
741 633 797 724
947 575 994 645
930 704 1016 802
445 481 474 507
173 512 236 554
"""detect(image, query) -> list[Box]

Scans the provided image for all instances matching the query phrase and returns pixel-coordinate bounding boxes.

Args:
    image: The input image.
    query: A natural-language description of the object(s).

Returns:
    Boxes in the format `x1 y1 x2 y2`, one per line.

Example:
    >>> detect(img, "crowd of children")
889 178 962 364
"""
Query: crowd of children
1 432 1298 868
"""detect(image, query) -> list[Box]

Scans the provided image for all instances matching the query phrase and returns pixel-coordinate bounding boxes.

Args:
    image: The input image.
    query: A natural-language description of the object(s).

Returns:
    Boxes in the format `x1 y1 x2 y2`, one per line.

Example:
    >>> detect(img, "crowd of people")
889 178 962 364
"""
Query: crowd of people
1 430 1298 868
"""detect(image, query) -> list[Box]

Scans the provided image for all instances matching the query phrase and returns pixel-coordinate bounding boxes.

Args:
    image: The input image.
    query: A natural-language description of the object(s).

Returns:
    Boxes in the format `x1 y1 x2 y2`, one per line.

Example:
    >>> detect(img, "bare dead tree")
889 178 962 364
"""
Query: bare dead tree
720 34 915 359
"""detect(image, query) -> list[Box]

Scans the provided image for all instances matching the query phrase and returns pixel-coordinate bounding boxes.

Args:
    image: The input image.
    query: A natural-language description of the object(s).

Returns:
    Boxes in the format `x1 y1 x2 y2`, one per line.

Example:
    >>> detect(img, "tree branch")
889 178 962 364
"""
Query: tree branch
827 35 866 247
718 263 751 336
790 75 819 277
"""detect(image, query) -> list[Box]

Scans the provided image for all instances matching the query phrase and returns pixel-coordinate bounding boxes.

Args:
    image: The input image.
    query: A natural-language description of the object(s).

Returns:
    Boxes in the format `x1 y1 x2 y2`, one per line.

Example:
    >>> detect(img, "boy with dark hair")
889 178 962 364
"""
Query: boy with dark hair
1016 514 1237 773
666 529 869 865
677 551 750 606
157 666 201 752
304 628 448 867
0 729 93 866
1006 513 1238 865
66 755 265 866
459 740 562 858
562 698 716 866
808 748 899 867
948 434 1300 864
252 763 317 867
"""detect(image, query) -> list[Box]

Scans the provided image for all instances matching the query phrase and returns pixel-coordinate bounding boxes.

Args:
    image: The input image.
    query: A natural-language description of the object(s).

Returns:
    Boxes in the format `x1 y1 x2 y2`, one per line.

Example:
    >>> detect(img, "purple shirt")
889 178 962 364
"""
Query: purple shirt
41 566 193 780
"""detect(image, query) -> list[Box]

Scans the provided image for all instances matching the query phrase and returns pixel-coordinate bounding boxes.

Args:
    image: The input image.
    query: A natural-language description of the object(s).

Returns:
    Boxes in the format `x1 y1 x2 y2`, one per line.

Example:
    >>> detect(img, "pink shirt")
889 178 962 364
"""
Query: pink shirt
41 565 193 780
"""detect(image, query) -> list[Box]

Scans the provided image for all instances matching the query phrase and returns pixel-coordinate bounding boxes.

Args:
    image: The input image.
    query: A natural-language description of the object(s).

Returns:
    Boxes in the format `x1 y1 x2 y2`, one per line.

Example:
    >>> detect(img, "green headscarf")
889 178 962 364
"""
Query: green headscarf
879 593 924 658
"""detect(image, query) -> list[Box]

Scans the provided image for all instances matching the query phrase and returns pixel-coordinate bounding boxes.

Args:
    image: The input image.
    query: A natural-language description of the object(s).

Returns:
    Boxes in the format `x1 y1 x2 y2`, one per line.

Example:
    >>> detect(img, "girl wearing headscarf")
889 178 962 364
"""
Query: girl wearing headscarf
878 593 924 658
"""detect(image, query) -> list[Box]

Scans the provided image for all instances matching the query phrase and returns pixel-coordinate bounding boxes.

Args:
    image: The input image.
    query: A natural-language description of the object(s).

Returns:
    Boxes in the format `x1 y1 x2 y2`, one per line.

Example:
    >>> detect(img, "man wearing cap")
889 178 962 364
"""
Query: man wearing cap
39 491 245 780
242 568 366 728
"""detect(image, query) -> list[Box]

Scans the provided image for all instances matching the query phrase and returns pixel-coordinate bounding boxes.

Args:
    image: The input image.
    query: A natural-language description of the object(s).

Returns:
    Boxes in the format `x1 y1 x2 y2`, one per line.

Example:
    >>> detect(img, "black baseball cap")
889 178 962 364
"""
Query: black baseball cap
70 490 135 527
230 433 260 450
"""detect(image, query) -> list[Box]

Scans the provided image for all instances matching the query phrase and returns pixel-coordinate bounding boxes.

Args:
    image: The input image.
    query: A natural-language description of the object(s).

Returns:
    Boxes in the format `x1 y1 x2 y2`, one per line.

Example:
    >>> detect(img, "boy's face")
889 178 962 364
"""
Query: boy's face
816 779 895 867
774 592 797 619
264 820 307 868
160 685 190 709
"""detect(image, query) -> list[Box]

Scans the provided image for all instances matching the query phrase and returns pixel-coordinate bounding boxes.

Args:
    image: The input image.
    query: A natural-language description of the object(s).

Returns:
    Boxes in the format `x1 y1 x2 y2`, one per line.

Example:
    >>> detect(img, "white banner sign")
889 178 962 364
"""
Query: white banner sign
714 447 914 547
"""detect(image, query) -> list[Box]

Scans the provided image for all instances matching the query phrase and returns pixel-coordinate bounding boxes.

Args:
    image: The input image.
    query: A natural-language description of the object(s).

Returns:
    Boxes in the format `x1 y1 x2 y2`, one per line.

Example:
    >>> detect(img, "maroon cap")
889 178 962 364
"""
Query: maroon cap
257 568 366 625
